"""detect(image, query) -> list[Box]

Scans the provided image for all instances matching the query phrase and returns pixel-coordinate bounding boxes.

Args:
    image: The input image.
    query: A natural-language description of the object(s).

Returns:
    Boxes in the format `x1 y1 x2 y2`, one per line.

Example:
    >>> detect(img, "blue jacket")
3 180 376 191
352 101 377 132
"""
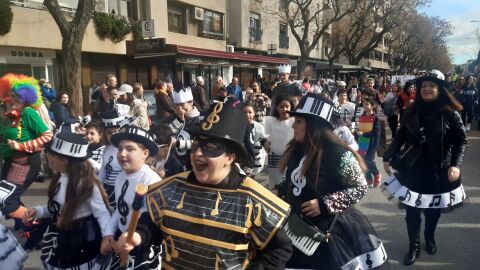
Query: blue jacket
41 85 56 102
226 84 243 102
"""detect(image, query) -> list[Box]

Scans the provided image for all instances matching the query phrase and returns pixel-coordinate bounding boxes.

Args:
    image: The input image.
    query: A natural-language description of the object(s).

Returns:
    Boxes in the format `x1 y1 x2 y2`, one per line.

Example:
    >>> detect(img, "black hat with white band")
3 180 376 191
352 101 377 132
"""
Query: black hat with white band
289 93 340 130
45 133 92 160
101 109 125 128
110 124 158 156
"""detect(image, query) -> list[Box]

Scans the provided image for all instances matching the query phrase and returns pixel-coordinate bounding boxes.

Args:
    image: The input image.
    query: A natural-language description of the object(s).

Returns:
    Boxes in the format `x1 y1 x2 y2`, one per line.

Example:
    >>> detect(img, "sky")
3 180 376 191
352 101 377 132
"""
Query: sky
418 0 480 65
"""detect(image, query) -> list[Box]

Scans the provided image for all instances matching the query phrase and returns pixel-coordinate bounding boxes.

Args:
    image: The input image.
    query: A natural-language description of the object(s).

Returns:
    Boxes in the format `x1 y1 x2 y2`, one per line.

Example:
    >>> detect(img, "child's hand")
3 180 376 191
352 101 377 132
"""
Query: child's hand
100 235 115 255
264 141 271 153
356 131 363 136
22 208 36 224
115 232 141 259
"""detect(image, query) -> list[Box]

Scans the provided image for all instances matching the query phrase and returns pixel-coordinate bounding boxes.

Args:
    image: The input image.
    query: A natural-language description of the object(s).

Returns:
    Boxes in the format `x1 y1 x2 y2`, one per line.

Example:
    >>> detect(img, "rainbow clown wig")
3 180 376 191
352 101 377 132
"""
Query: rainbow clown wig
0 73 43 109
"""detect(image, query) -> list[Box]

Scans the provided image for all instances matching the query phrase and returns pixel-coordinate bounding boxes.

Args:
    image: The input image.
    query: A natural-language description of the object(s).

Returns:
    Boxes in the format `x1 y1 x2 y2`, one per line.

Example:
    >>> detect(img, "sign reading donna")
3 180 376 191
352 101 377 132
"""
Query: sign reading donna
11 51 44 58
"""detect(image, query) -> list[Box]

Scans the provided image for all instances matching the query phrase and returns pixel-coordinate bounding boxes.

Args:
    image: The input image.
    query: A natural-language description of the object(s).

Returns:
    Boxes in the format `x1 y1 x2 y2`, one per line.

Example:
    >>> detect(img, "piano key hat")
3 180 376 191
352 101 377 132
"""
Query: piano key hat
101 108 125 128
45 132 92 160
289 93 340 130
111 124 158 156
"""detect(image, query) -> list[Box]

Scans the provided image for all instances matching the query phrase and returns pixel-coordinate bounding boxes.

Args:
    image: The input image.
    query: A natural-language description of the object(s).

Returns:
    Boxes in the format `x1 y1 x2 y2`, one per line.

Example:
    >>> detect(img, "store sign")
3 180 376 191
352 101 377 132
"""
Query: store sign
134 38 166 53
186 57 203 63
11 51 44 58
141 20 155 38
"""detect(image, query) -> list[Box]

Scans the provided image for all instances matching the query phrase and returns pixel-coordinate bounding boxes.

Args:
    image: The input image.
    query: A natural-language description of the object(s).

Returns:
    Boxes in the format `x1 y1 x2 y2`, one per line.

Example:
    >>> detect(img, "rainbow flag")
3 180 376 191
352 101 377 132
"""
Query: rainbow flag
358 136 370 157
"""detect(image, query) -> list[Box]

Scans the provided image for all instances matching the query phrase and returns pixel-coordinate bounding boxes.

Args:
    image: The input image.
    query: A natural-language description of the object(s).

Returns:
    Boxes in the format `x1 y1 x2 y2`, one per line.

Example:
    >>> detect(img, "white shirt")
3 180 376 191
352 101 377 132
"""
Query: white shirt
263 116 294 155
334 126 359 151
99 145 122 186
339 101 356 121
106 164 162 235
34 173 111 236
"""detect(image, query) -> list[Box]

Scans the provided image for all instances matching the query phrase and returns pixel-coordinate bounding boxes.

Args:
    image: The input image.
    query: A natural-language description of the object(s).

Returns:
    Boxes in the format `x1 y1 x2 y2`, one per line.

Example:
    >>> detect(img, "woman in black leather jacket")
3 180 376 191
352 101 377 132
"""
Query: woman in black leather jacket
383 69 467 266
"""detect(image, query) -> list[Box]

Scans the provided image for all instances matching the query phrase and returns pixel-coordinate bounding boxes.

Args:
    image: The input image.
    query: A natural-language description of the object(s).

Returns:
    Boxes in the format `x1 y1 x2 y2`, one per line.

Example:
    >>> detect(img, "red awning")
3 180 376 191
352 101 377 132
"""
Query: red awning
167 45 288 64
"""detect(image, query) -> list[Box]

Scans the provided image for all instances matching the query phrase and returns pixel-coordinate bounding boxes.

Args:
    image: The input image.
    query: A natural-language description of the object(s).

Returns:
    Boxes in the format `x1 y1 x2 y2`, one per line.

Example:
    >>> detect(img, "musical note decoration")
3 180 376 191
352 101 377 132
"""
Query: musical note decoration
162 235 179 262
398 190 411 202
176 192 186 209
211 191 222 216
245 203 253 228
254 203 263 227
366 253 373 268
118 180 130 226
415 194 422 207
215 254 222 270
428 195 441 208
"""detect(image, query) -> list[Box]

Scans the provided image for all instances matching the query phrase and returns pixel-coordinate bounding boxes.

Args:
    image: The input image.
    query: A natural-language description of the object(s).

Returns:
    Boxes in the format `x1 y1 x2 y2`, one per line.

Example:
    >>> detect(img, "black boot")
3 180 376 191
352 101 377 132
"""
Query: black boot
404 213 421 266
425 231 437 255
424 209 440 255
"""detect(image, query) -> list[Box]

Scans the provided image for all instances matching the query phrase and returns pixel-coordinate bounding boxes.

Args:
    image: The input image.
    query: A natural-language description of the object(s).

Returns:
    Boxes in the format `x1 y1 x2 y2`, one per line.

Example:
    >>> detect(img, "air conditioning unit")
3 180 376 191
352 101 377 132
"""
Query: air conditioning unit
193 7 204 21
226 45 235 53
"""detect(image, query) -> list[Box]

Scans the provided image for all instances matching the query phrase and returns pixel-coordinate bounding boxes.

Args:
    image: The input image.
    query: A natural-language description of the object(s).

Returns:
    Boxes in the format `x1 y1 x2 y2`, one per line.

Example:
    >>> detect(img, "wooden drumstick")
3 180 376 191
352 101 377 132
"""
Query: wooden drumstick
120 183 148 268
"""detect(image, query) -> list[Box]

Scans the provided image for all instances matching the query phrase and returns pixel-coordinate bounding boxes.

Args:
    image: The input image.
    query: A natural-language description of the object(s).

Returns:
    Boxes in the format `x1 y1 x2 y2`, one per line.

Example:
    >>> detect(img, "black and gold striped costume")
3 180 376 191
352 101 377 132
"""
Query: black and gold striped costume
145 171 291 270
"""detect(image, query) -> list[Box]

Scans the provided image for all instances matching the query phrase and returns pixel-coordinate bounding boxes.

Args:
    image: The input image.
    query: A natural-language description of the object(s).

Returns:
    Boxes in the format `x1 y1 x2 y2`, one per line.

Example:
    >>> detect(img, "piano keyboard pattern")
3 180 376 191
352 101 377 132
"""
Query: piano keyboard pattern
284 222 321 256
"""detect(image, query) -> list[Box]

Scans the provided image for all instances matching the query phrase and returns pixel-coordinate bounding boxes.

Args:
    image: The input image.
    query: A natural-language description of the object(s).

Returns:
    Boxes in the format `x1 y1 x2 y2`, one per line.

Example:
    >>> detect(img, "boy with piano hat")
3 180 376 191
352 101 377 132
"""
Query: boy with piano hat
115 97 292 269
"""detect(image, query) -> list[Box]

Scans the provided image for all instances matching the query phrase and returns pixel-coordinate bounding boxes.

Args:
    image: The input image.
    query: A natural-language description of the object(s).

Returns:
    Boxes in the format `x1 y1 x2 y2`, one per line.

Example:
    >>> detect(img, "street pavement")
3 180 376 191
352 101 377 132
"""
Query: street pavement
3 121 480 270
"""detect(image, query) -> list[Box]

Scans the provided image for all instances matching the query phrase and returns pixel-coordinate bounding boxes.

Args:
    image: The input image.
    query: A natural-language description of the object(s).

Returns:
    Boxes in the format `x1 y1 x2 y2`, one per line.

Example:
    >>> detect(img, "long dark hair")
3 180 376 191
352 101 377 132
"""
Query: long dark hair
413 83 463 113
273 95 295 118
48 155 110 230
279 115 367 187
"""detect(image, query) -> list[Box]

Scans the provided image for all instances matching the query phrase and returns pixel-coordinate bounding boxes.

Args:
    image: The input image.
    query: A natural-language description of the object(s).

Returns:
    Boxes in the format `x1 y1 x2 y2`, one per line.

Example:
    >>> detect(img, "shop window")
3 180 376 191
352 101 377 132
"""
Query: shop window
279 23 289 48
202 10 224 38
249 13 262 42
168 3 185 34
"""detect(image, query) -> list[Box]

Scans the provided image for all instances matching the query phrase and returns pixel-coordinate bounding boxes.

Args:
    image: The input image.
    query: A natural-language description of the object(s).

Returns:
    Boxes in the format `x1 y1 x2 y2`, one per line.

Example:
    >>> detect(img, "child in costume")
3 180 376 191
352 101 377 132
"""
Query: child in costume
85 121 106 172
243 103 267 178
23 132 111 269
0 74 53 222
263 95 295 188
104 125 162 269
98 109 124 209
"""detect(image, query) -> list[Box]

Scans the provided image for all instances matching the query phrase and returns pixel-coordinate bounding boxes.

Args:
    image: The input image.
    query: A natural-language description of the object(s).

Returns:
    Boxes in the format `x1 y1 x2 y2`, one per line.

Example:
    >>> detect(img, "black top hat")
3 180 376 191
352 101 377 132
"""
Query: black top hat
190 97 253 167
415 69 447 90
45 133 92 160
101 109 125 128
289 93 339 130
110 125 158 156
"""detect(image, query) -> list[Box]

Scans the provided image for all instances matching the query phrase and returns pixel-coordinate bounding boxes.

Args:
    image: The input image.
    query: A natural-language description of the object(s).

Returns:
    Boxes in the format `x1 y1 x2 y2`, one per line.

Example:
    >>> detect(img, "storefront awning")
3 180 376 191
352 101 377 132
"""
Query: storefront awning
168 45 289 65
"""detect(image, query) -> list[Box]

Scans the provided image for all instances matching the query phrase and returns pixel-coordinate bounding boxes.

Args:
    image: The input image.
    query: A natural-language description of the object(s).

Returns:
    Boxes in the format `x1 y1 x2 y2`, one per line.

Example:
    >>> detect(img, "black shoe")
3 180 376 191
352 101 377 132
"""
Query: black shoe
403 246 420 265
425 238 437 255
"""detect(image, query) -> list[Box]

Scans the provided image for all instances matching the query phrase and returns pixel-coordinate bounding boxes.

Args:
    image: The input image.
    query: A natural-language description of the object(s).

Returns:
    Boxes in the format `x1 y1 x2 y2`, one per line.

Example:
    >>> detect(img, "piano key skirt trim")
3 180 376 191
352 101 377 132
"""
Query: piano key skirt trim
382 175 466 211
0 224 27 270
285 207 388 269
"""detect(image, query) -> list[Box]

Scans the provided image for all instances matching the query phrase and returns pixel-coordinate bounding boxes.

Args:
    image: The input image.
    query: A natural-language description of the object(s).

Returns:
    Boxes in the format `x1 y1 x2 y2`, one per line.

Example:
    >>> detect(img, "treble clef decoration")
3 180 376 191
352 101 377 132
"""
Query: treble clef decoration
118 180 130 226
201 102 223 131
415 194 422 208
105 156 114 178
366 253 373 268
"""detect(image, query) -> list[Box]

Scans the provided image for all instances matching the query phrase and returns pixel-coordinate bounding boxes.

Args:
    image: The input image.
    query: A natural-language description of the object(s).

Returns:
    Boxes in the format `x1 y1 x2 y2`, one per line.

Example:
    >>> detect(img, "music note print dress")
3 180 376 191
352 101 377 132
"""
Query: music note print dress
106 164 162 270
32 173 111 270
0 224 27 270
99 145 122 209
282 144 387 270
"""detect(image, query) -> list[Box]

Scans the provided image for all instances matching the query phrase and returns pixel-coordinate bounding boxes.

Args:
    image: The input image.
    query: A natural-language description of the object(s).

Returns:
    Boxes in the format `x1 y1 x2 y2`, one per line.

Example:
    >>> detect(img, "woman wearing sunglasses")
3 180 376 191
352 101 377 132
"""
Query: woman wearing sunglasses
115 98 292 269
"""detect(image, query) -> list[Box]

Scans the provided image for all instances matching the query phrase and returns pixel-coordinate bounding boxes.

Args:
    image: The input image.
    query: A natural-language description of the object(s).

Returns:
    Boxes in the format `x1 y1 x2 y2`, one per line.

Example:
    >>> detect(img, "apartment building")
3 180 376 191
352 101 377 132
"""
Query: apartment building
227 0 332 86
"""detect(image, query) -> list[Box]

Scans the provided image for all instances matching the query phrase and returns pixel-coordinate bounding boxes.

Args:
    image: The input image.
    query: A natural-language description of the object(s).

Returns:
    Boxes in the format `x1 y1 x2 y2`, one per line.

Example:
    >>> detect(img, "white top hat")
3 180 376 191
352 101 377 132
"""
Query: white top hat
278 64 292 74
172 87 194 104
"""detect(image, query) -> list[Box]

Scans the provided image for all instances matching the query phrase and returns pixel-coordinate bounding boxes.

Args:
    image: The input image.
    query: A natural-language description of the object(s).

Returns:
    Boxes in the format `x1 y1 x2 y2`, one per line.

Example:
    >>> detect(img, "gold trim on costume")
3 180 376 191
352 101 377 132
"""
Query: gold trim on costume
211 191 222 216
254 203 262 227
161 209 249 233
176 192 186 209
148 171 189 192
161 224 249 251
241 177 290 212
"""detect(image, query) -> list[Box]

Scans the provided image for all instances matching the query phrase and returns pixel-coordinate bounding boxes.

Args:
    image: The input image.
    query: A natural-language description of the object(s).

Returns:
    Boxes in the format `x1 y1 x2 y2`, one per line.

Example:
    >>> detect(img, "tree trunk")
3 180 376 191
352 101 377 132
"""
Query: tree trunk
328 58 335 75
62 40 83 117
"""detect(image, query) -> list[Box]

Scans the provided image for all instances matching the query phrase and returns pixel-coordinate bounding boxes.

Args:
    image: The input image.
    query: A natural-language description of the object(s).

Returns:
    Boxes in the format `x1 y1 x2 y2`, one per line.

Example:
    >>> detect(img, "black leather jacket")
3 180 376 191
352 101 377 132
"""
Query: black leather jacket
383 109 466 169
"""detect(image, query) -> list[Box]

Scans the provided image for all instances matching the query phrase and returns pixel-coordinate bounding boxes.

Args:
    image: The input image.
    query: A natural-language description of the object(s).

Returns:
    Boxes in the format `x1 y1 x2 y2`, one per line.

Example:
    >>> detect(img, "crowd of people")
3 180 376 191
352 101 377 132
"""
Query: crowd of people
0 63 476 269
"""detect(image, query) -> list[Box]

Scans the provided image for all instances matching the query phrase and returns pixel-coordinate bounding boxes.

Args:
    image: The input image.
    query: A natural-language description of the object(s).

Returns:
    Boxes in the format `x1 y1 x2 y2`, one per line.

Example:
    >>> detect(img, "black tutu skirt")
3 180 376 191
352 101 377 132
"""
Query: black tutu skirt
286 207 387 270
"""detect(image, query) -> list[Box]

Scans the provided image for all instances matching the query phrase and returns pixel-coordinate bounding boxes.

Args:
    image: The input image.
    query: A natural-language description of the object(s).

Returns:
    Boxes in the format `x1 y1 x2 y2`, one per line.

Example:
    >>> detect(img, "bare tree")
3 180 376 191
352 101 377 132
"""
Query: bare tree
44 0 96 115
264 0 358 78
338 0 424 66
387 13 452 73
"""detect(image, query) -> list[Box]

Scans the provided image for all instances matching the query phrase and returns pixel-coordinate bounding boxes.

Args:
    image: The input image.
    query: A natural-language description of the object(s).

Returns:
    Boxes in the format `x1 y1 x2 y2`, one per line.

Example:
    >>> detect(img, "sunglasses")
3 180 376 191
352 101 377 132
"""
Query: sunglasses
191 138 227 158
